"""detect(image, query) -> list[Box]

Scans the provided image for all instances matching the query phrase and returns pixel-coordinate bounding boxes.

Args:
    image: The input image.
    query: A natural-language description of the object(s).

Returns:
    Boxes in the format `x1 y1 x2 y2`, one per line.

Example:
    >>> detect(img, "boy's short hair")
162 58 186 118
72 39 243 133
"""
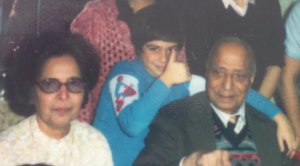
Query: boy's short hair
130 5 184 54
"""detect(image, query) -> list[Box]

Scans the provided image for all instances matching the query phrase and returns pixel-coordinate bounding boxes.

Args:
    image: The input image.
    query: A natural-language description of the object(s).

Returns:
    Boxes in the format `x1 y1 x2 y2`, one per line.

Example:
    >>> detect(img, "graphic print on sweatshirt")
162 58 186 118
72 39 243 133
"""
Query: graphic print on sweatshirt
109 75 139 116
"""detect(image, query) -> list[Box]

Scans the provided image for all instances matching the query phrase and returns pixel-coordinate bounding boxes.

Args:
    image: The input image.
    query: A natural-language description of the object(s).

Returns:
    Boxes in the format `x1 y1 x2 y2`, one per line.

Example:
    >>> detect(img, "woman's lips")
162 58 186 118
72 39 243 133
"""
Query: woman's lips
53 107 71 114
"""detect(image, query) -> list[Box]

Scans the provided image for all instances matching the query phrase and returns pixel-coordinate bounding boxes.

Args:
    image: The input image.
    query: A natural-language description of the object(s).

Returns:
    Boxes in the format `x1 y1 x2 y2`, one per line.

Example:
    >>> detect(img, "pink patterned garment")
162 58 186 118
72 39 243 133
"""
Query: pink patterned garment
71 0 137 123
71 0 186 123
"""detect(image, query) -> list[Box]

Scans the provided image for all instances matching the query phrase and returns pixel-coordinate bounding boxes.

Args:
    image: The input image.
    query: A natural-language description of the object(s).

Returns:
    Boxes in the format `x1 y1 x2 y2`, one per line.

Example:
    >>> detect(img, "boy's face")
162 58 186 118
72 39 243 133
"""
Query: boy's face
140 40 179 77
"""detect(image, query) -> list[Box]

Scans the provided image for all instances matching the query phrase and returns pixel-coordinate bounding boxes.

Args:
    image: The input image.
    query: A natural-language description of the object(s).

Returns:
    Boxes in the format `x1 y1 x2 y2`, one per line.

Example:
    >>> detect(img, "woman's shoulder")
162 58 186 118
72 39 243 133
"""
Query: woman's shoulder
0 116 32 143
72 120 108 144
69 120 113 165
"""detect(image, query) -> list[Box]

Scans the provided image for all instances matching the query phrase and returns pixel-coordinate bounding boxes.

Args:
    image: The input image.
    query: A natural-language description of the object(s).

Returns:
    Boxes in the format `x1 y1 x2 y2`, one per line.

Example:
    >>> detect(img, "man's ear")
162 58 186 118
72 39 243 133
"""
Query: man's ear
250 72 256 85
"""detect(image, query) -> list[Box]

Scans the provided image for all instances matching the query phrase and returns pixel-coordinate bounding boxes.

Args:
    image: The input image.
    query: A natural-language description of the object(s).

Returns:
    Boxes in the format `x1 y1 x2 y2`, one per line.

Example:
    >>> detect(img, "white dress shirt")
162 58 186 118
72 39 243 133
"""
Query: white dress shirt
222 0 256 16
0 115 114 166
211 103 246 134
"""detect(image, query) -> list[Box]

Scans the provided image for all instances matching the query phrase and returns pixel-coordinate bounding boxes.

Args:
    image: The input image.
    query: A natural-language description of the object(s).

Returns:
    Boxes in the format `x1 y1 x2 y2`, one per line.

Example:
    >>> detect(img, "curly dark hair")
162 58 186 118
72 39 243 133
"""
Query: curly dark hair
4 32 100 116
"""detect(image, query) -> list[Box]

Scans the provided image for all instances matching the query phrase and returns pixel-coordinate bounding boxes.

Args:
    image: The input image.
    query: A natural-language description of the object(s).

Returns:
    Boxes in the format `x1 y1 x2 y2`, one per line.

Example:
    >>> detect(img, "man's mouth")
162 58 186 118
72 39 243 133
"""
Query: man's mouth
218 94 234 101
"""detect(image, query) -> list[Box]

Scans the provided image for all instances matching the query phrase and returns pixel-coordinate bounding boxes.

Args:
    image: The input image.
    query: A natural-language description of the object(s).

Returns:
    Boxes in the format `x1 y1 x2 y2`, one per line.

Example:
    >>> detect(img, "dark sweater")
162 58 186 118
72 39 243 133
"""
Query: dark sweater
184 0 285 90
212 111 262 166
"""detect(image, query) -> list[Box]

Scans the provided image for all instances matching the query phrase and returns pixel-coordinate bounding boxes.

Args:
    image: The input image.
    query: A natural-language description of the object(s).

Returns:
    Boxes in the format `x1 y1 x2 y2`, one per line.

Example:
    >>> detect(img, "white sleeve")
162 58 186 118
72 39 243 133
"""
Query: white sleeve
188 75 206 96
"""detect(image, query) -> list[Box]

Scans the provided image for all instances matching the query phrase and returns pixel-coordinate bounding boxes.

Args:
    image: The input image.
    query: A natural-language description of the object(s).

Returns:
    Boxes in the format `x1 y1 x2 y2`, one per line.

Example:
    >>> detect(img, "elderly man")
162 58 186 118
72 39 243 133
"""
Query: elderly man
134 37 299 166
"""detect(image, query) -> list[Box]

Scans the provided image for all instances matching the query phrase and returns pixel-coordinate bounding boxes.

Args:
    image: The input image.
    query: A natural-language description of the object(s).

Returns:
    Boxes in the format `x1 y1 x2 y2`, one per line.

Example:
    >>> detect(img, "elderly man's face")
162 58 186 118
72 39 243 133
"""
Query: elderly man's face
206 42 255 114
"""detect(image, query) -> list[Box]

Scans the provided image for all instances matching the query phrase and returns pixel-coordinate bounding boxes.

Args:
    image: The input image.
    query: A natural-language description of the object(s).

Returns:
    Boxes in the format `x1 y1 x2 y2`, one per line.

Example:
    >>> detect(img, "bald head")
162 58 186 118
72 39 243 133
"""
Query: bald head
206 37 256 75
205 37 256 114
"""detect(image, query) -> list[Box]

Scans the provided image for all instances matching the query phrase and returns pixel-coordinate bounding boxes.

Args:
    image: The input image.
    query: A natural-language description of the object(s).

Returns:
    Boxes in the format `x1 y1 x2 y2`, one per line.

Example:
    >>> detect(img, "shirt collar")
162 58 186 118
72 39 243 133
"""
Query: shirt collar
222 0 255 9
210 102 245 128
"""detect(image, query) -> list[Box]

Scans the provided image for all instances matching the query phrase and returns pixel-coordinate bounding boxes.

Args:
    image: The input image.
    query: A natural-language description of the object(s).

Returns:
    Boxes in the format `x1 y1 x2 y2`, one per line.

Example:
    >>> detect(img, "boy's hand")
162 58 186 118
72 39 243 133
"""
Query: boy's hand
159 50 191 88
274 113 298 158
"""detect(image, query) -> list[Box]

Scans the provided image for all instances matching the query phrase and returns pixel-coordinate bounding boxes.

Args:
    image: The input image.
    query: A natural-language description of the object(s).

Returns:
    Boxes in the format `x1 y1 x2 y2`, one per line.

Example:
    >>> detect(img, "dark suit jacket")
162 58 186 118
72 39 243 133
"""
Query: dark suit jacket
134 92 300 166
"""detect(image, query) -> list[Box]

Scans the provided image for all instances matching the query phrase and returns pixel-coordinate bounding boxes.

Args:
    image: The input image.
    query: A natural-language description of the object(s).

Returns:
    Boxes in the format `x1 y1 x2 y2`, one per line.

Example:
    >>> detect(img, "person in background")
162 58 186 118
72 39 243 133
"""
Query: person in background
94 6 296 166
0 33 113 166
134 37 300 166
279 0 300 17
280 1 300 150
184 0 284 100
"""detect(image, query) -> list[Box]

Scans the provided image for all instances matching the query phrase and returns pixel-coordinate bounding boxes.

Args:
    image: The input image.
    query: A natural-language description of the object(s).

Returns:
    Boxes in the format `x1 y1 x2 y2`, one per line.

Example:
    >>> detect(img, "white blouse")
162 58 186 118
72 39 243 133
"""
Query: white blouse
0 115 114 166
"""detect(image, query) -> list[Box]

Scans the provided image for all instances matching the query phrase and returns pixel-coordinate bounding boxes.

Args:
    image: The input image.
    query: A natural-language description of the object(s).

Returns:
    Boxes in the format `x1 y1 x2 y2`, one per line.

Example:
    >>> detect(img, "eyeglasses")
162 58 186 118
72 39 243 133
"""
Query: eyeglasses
36 78 85 93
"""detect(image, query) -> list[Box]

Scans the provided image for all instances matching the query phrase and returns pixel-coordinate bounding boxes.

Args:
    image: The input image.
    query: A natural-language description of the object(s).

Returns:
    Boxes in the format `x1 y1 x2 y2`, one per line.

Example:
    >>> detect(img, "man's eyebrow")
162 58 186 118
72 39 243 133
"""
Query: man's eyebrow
211 65 223 69
211 66 249 73
235 69 250 73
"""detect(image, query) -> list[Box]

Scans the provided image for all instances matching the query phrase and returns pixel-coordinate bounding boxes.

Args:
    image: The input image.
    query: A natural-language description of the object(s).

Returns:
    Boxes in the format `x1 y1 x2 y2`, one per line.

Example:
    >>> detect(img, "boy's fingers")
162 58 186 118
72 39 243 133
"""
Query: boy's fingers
168 49 177 63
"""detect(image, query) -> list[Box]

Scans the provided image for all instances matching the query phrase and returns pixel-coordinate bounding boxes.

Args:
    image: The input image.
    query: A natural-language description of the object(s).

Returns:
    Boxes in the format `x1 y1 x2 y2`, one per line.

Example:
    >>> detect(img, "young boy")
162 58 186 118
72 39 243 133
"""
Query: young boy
93 5 294 166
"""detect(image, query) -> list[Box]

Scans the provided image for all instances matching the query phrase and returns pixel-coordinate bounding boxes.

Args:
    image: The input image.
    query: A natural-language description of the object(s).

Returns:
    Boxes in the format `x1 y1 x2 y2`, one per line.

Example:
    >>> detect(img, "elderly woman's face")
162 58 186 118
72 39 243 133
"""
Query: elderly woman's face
33 55 84 129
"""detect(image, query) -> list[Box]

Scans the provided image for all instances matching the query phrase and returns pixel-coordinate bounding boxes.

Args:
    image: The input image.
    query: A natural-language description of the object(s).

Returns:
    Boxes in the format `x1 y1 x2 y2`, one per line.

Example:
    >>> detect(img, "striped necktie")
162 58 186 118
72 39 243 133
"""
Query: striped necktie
227 115 240 135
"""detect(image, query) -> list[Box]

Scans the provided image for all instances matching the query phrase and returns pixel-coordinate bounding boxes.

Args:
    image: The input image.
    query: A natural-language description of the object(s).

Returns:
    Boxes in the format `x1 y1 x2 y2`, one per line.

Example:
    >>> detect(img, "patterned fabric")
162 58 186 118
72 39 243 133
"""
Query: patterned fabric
70 0 137 123
228 115 240 135
0 115 113 166
213 111 262 166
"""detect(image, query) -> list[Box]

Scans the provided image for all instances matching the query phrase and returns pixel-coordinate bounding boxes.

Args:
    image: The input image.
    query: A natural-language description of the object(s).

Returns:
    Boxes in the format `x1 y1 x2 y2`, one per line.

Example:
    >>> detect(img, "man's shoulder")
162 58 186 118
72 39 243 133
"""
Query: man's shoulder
155 92 210 126
0 116 32 142
245 103 275 126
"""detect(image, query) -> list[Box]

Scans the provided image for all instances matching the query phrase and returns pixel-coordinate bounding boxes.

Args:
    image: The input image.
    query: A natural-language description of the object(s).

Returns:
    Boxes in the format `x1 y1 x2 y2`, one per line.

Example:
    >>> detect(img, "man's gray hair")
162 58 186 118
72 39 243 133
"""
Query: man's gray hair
206 36 257 74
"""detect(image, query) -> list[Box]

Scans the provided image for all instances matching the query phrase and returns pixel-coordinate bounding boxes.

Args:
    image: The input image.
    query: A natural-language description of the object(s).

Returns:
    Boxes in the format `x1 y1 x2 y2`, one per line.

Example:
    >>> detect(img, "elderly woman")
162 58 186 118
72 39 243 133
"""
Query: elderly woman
0 33 113 166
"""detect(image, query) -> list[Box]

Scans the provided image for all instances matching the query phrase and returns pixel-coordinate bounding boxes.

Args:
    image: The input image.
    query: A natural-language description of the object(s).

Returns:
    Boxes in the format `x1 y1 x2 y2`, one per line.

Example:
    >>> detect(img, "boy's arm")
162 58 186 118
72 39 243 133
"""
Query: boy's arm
258 66 282 99
246 89 297 157
110 74 171 137
113 51 191 137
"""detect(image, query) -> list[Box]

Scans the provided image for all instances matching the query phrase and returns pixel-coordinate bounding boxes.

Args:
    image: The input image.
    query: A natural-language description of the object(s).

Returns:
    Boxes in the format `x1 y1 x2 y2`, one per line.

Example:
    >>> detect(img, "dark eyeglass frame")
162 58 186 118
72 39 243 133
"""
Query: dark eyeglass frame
36 78 86 94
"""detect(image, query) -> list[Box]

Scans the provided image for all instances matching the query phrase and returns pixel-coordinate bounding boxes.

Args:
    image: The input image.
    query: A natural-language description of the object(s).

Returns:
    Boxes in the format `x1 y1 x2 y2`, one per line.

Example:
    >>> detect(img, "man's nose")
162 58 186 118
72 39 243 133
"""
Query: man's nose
223 74 233 90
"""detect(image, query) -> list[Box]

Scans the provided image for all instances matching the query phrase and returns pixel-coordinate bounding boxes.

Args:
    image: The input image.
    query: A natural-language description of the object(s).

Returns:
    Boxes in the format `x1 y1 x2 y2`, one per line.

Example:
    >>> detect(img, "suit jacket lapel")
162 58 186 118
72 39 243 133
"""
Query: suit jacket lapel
185 93 217 151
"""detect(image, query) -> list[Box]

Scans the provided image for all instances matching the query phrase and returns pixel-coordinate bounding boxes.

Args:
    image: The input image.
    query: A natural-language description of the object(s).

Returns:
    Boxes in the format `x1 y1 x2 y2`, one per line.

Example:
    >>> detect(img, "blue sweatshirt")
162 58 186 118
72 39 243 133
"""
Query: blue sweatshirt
93 58 280 166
